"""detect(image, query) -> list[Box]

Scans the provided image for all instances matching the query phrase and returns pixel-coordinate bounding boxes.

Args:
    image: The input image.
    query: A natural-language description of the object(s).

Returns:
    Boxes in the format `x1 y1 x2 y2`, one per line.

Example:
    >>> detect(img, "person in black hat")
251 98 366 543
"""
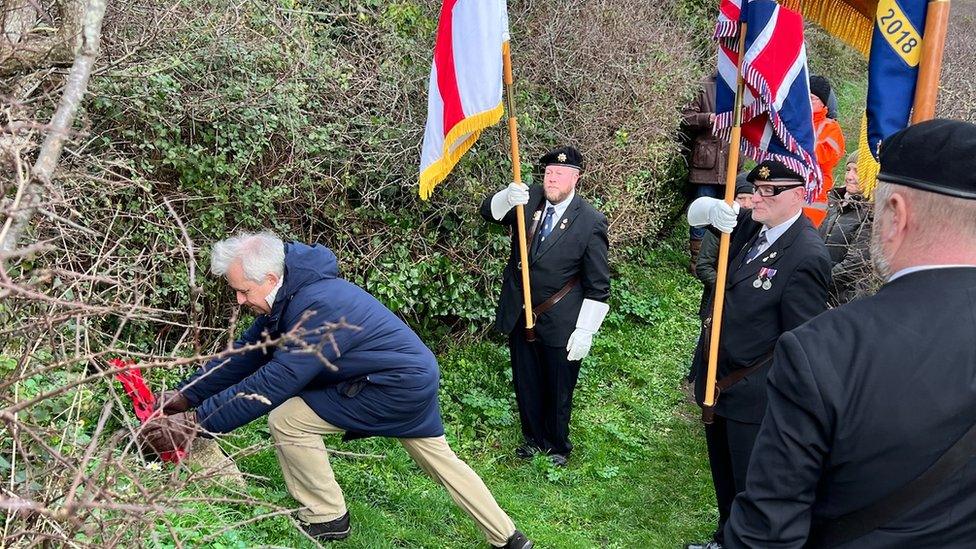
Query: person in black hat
683 159 831 549
724 119 976 547
819 150 874 305
806 75 846 227
479 145 610 467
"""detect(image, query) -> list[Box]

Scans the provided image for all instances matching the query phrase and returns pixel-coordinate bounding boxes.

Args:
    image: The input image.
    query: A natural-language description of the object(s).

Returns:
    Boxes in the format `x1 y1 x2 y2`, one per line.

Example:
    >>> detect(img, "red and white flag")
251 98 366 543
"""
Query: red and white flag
418 0 509 200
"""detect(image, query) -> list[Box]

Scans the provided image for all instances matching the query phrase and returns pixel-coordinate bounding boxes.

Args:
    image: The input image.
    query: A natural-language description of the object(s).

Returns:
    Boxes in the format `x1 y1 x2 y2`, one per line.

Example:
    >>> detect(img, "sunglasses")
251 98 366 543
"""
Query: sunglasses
753 183 804 197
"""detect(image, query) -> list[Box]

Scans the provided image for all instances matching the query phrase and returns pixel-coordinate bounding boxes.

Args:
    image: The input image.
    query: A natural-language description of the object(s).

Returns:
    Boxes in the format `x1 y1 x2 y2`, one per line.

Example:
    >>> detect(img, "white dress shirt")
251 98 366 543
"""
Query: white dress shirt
544 189 575 228
750 210 803 260
265 276 284 309
888 264 976 283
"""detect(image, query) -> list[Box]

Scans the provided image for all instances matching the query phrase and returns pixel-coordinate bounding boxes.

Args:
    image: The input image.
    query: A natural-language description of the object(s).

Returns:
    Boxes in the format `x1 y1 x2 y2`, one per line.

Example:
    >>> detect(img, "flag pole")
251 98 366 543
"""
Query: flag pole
910 0 951 123
702 21 748 425
502 41 535 336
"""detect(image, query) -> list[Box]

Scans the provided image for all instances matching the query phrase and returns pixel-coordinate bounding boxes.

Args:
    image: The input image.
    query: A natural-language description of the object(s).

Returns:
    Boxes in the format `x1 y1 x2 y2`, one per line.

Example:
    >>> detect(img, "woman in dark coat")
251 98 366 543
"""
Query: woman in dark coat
819 151 874 305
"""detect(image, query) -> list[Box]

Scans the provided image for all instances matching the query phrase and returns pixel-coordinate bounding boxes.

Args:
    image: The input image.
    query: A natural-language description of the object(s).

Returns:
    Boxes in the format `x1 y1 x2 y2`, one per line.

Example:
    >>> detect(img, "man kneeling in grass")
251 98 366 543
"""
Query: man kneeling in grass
140 231 532 548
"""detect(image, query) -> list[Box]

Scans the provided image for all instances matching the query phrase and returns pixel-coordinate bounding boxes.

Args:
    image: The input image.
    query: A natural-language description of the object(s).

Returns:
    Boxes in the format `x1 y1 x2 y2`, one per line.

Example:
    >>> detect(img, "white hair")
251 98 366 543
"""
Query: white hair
210 231 285 282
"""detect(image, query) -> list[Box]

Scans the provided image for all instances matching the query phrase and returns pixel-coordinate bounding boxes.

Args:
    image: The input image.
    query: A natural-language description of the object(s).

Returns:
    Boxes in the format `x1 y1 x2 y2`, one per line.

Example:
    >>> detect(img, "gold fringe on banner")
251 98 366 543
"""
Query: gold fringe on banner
857 113 882 197
780 0 877 57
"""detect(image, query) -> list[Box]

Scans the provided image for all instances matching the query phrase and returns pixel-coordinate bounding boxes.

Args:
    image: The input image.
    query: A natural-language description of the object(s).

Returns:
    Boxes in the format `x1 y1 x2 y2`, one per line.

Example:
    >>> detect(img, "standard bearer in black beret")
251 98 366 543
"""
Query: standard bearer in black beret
481 144 609 467
684 155 831 548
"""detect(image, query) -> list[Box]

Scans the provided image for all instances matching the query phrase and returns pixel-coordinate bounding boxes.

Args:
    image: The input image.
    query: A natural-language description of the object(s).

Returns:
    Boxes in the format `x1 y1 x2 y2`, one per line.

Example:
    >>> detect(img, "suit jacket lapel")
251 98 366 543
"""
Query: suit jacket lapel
728 214 810 288
532 195 581 264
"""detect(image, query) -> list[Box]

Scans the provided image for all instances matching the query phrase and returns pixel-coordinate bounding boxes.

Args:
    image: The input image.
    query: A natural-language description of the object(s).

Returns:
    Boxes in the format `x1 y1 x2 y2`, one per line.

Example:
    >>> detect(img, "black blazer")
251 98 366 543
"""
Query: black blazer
694 210 831 423
726 268 976 548
480 185 610 347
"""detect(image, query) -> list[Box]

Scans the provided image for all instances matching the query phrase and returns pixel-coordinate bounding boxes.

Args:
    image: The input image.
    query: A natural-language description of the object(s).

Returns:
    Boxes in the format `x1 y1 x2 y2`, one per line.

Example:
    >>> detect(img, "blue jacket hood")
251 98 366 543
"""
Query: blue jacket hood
282 242 337 296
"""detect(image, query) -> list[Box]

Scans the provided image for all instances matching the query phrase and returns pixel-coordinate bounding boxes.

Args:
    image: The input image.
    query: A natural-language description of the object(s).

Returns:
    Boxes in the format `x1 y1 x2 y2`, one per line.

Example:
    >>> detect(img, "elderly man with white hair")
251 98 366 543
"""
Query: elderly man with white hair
140 232 533 548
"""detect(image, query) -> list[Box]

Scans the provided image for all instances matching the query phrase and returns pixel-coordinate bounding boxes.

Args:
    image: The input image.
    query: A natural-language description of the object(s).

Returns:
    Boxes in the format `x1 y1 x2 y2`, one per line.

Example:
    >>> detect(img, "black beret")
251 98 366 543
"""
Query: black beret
746 159 804 184
878 119 976 200
809 75 831 106
734 171 753 196
539 146 583 171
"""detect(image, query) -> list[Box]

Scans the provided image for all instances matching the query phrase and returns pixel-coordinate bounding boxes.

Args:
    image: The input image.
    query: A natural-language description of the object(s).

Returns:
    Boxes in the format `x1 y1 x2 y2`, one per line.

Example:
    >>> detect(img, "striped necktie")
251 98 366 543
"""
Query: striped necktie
744 232 768 264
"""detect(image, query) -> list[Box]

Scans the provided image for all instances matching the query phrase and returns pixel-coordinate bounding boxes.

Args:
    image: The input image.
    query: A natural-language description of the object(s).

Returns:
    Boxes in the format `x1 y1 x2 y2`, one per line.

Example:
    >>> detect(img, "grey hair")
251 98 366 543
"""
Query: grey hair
874 182 976 243
210 231 285 282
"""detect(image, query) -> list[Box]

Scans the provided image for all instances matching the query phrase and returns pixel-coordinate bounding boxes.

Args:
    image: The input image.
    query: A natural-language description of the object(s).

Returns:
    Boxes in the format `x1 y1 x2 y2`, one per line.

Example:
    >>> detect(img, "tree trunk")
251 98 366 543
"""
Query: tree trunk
0 0 107 258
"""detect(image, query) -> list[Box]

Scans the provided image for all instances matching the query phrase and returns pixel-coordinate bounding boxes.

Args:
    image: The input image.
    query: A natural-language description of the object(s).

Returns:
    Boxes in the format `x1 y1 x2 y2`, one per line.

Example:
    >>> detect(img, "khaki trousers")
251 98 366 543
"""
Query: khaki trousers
268 397 516 546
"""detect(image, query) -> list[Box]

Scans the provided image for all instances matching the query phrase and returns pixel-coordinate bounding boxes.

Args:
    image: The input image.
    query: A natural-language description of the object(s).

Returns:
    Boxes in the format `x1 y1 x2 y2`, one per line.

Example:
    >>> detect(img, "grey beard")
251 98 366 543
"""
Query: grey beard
870 228 892 280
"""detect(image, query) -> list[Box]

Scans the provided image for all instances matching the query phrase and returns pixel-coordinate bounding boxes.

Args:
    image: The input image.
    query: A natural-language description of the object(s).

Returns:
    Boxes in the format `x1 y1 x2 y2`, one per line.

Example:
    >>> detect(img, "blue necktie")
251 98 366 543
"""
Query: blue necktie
744 232 768 264
536 206 556 252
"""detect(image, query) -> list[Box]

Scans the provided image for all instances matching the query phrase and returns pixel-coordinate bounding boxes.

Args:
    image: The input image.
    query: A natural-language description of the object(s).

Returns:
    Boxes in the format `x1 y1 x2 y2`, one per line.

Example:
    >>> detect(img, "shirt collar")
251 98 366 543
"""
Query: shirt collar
888 264 976 283
265 275 284 309
546 189 575 218
760 210 803 247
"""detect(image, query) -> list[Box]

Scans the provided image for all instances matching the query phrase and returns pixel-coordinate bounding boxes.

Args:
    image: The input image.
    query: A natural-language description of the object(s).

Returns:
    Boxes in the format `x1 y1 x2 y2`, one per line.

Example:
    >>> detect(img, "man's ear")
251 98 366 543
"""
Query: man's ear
888 192 910 240
266 272 279 286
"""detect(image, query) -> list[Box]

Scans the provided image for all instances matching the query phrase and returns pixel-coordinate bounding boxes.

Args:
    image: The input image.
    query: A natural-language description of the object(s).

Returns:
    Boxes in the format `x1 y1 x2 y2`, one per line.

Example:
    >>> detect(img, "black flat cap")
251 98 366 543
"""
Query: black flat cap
747 160 804 183
878 119 976 200
539 146 583 171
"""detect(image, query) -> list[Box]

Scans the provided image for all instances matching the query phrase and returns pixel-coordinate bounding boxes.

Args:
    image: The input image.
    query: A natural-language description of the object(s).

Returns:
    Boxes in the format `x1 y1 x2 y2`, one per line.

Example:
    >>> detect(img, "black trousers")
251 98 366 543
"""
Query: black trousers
509 327 581 456
704 414 761 544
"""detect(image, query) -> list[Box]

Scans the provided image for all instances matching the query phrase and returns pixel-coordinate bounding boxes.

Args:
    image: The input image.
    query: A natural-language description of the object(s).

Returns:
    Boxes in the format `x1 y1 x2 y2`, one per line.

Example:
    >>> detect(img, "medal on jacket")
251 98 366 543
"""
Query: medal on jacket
754 267 777 290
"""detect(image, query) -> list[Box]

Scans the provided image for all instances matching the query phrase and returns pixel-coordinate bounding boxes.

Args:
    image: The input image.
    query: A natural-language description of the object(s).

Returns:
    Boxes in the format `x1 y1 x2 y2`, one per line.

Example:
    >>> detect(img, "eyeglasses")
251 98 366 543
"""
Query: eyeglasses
753 184 804 197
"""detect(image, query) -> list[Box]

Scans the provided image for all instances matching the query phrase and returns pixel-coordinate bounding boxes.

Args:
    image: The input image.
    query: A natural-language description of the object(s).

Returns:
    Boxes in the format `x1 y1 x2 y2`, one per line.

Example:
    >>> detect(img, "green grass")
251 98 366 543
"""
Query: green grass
156 232 715 548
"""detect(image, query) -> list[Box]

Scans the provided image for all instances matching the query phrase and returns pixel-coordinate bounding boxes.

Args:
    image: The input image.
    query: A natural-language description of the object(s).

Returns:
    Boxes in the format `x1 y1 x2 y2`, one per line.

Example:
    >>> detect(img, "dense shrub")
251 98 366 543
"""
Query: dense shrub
11 0 704 350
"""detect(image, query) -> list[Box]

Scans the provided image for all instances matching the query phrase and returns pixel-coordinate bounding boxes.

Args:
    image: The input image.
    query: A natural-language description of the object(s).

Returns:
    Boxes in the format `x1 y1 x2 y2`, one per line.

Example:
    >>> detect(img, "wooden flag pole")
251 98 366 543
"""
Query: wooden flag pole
702 22 748 425
502 42 535 334
911 0 951 123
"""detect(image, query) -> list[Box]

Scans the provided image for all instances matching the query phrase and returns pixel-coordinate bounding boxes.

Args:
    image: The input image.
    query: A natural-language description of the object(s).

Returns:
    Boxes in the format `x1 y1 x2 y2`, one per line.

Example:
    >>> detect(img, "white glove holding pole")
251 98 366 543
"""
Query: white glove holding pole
490 182 530 220
567 299 610 361
687 196 740 234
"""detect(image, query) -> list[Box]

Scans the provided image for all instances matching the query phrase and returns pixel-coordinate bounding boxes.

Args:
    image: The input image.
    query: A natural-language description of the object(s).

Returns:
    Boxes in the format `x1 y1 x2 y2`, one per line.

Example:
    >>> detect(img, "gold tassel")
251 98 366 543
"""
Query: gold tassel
857 113 881 198
780 0 875 57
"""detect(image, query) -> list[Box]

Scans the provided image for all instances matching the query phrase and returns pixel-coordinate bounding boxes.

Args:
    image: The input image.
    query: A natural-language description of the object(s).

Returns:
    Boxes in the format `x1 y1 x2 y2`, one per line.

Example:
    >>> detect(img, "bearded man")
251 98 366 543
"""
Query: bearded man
480 146 611 467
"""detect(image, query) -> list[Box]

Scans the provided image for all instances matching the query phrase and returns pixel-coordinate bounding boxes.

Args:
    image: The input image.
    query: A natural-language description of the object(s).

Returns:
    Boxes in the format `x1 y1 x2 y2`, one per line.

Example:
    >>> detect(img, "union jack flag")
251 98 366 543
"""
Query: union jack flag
714 0 822 198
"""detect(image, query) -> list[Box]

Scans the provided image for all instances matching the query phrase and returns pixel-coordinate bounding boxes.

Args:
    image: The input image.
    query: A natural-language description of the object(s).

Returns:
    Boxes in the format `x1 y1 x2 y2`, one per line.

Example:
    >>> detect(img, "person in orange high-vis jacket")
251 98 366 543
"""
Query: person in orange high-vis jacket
805 75 845 228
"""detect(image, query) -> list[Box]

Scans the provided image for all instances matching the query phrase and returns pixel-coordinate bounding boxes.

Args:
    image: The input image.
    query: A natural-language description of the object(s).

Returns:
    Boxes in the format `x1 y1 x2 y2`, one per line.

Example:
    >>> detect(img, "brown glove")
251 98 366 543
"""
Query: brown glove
140 411 199 455
153 390 190 415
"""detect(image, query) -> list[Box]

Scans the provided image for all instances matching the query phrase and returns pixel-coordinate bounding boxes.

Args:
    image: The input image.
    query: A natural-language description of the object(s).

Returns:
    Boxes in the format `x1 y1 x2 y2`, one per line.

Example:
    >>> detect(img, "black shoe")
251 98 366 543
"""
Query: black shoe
298 512 350 541
515 444 538 460
496 529 533 549
684 542 723 549
549 453 568 467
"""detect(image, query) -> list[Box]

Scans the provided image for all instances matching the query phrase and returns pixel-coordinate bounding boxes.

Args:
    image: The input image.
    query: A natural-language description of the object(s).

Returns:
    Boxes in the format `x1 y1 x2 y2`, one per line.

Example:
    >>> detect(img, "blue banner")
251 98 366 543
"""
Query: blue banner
866 0 929 160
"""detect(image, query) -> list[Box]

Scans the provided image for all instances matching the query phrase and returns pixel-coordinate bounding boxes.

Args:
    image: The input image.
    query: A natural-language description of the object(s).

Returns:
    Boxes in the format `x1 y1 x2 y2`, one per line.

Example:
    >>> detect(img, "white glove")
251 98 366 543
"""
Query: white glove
566 299 610 361
566 330 593 362
687 196 740 234
489 182 530 220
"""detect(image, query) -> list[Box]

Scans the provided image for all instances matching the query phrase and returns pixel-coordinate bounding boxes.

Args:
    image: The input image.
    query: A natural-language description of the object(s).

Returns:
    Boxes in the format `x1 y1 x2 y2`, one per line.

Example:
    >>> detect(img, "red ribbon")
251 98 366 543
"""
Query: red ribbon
111 358 186 463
